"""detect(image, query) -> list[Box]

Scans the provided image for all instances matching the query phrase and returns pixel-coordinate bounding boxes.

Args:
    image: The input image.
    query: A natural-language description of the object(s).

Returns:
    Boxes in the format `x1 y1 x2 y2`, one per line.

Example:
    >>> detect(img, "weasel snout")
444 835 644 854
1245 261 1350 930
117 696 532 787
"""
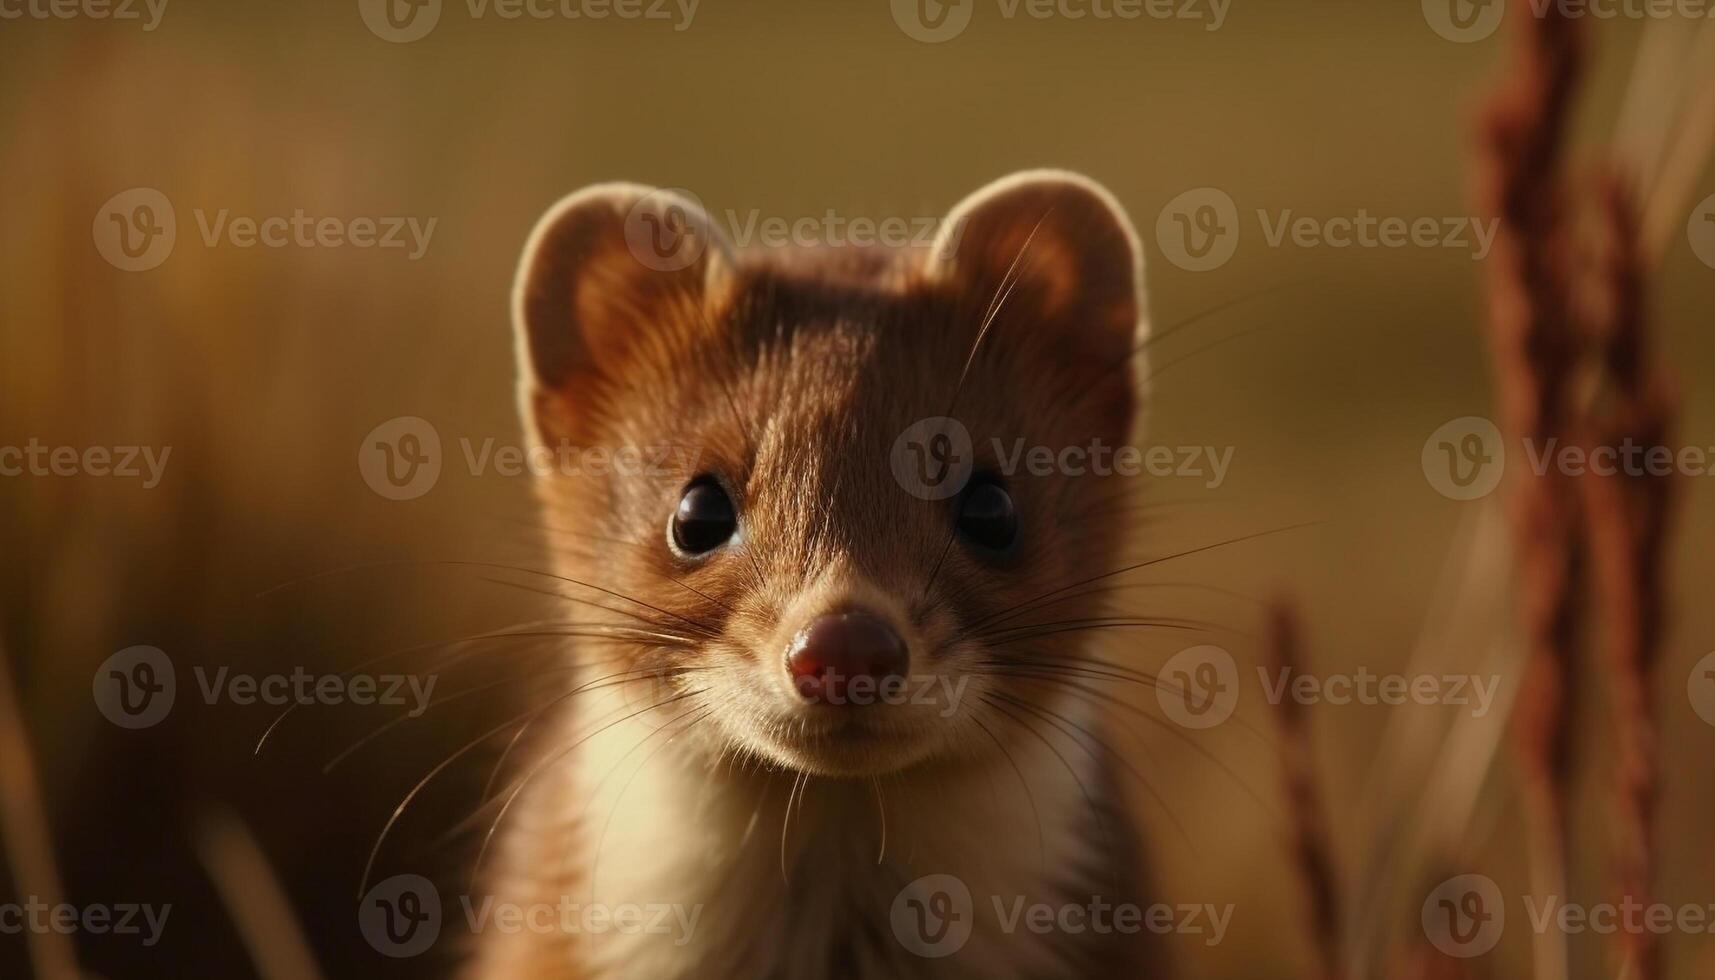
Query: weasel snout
785 608 911 707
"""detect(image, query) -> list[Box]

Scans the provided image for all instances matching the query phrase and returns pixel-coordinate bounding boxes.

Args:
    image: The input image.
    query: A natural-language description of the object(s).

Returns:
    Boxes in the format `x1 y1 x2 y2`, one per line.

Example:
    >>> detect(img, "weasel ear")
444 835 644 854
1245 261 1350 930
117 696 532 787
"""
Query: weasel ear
929 170 1146 366
512 183 732 441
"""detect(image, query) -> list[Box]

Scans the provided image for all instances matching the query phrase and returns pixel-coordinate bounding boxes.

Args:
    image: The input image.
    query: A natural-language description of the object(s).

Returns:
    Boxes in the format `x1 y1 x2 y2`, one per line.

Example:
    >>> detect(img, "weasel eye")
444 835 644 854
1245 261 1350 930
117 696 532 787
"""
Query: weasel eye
957 479 1017 551
671 479 737 555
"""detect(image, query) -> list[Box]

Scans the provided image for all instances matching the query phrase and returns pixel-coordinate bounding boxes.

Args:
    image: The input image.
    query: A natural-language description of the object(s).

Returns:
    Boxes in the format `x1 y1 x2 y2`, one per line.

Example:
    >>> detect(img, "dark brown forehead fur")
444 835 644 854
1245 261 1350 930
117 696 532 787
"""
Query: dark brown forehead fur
538 247 1138 640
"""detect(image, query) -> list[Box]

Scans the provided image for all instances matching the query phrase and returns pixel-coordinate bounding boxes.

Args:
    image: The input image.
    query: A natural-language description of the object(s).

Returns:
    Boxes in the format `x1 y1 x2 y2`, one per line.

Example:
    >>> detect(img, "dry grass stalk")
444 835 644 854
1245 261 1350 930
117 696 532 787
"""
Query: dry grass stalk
1638 22 1715 260
195 807 326 980
1580 174 1676 980
1266 601 1346 980
0 638 80 980
1476 7 1588 980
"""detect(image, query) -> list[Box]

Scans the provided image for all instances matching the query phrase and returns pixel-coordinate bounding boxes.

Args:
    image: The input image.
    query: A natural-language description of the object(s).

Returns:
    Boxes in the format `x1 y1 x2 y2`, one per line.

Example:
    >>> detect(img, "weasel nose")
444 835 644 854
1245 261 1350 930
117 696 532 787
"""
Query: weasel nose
786 610 909 706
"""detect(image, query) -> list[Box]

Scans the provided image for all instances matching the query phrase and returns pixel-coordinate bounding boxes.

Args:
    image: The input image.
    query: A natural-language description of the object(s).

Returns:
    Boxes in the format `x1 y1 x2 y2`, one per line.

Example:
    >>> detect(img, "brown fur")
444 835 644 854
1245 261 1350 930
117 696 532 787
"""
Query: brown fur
470 172 1157 979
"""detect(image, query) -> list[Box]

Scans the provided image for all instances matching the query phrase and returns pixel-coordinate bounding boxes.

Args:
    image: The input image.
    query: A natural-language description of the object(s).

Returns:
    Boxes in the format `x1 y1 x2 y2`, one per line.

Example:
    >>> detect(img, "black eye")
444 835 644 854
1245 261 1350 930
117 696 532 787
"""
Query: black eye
671 479 737 555
957 479 1017 551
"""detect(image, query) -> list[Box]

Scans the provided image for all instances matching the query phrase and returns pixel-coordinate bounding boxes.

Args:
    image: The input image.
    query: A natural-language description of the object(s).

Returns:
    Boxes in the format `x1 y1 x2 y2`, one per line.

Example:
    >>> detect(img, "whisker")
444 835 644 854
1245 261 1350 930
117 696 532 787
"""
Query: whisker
870 777 888 865
443 560 719 636
254 623 690 755
475 575 719 630
466 688 707 890
987 689 1194 862
989 653 1272 743
967 522 1321 635
1040 273 1328 428
978 695 1118 867
983 665 1276 820
1003 581 1267 620
571 700 715 896
920 211 1052 601
482 716 534 804
780 769 809 884
518 525 739 615
325 661 699 774
974 617 1220 645
945 208 1050 420
257 558 719 637
966 707 1046 867
358 672 696 898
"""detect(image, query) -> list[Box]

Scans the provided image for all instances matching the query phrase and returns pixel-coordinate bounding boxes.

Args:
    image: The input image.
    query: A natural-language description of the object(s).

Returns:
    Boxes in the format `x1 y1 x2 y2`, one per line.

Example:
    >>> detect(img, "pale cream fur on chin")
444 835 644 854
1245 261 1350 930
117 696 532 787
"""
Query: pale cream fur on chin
472 675 1109 980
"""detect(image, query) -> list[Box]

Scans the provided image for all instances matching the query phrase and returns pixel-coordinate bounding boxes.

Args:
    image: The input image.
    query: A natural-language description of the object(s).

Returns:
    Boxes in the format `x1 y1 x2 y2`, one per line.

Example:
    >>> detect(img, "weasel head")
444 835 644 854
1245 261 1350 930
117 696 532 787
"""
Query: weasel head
513 171 1147 778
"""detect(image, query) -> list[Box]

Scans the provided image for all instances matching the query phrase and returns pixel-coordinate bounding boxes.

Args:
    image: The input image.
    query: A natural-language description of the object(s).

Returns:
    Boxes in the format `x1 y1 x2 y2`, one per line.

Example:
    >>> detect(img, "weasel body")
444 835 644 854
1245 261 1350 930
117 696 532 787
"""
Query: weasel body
473 171 1157 979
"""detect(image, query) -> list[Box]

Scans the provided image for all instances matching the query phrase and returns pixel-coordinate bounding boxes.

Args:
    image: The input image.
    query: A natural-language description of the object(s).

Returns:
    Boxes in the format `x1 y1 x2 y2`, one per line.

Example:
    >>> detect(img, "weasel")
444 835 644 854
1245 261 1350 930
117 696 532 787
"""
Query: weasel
470 171 1159 979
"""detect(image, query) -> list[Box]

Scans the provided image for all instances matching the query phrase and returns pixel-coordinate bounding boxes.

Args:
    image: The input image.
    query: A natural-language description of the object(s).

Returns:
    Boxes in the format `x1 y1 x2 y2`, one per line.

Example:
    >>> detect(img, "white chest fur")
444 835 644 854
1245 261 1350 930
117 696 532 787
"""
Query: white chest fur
480 677 1128 980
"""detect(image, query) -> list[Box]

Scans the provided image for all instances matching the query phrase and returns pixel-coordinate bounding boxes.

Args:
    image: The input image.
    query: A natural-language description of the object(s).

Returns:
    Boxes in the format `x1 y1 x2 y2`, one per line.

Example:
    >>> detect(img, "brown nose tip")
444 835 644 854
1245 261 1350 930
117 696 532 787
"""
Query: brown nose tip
786 611 909 706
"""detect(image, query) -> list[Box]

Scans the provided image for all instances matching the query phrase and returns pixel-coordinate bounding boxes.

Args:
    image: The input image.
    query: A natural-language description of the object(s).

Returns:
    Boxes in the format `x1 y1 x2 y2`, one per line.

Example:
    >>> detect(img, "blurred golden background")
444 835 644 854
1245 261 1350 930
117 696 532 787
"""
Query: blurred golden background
2 1 1713 977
